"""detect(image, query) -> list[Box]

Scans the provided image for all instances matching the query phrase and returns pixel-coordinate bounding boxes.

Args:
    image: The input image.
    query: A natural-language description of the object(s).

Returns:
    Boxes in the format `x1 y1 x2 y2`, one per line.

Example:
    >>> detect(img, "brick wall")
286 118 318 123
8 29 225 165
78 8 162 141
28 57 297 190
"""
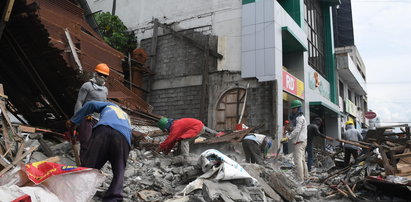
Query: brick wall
141 28 217 123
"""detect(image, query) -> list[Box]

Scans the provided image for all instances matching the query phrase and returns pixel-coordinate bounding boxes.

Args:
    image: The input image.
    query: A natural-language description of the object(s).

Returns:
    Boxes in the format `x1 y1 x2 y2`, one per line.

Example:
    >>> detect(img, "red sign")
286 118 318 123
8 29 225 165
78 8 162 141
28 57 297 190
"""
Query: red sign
282 70 304 98
364 111 377 119
283 71 297 95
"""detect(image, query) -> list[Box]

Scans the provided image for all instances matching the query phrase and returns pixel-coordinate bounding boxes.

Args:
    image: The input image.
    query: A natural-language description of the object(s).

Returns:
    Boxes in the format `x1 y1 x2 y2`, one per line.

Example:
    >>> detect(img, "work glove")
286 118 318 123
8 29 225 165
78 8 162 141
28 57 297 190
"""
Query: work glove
66 120 74 130
280 137 289 143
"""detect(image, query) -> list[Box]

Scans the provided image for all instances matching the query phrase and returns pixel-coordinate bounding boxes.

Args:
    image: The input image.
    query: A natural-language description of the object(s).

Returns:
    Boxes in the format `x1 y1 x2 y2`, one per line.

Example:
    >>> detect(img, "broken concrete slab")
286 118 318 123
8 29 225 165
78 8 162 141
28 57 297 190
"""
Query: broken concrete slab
138 189 162 201
263 169 298 202
242 164 282 202
202 180 256 202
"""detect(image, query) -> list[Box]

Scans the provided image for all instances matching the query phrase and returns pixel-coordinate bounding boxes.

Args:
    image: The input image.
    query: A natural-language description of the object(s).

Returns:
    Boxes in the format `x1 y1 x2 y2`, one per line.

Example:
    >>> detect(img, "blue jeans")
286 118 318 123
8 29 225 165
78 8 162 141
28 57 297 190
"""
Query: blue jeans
306 142 314 172
283 142 289 154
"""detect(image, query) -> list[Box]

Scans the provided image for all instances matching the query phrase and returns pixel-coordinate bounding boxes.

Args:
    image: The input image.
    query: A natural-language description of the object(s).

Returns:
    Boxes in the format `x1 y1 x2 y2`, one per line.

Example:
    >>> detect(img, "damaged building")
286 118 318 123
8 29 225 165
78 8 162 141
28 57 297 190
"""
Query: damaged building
0 0 154 131
87 0 348 145
0 0 411 202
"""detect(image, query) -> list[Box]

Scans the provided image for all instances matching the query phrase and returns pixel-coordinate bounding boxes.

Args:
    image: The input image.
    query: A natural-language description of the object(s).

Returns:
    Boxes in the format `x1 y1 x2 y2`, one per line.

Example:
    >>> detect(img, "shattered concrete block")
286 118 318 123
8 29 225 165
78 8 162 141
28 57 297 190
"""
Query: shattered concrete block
137 190 162 202
182 166 201 178
321 156 336 171
124 187 131 195
171 154 199 167
29 152 48 163
242 164 282 202
129 150 138 161
139 178 154 186
165 195 206 202
172 167 183 174
239 186 267 202
202 180 252 202
49 142 71 155
154 177 174 194
263 169 297 202
124 168 135 178
298 187 319 198
164 173 174 181
160 158 173 170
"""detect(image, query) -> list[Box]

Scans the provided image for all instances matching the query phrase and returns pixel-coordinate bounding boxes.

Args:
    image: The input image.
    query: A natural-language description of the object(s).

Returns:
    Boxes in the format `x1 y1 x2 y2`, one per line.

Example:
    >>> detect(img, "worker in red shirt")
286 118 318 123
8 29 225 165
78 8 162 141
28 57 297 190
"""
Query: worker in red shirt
156 117 205 155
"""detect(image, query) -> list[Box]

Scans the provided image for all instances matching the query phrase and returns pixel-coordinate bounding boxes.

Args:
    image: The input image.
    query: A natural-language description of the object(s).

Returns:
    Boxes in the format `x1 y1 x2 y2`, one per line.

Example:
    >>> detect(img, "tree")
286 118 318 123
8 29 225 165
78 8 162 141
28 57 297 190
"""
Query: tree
94 12 137 54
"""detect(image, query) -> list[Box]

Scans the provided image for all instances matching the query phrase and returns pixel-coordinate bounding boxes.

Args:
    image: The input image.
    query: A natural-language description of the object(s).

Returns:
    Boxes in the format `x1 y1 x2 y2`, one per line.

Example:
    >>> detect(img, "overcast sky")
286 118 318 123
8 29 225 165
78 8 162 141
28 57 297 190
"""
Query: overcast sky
351 0 411 125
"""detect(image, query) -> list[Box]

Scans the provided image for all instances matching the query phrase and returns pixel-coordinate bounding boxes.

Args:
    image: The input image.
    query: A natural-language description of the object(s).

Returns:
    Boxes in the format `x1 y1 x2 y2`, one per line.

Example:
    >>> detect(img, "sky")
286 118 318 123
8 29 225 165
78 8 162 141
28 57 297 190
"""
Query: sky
351 0 411 125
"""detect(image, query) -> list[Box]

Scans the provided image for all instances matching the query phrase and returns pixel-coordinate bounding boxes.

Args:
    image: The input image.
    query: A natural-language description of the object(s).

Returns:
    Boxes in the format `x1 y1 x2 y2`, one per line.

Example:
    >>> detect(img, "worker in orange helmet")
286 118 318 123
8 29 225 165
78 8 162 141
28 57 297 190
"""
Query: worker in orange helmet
73 63 109 163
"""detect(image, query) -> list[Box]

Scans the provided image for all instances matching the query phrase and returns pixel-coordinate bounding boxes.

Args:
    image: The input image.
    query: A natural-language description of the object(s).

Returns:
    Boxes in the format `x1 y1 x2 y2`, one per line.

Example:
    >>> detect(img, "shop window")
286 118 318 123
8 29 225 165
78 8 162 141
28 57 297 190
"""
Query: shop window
304 0 325 76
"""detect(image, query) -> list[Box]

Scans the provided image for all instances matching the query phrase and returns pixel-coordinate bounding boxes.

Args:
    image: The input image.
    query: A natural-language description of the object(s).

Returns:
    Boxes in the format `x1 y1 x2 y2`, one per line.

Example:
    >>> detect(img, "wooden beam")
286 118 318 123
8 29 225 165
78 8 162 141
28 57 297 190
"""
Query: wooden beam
0 145 38 177
158 23 223 59
199 37 209 123
379 146 397 175
393 152 411 159
2 0 15 22
64 28 83 72
146 19 159 103
320 134 371 149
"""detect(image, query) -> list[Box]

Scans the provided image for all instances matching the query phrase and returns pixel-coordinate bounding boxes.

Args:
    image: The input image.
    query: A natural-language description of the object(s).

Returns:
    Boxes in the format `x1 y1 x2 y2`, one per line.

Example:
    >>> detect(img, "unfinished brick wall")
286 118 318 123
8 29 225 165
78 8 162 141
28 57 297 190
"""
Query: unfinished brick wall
141 29 217 123
149 86 202 119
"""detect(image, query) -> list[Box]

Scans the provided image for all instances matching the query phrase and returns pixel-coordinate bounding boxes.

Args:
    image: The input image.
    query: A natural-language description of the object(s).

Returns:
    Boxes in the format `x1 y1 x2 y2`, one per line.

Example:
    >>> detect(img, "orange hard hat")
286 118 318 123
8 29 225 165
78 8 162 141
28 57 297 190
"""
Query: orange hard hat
95 63 110 76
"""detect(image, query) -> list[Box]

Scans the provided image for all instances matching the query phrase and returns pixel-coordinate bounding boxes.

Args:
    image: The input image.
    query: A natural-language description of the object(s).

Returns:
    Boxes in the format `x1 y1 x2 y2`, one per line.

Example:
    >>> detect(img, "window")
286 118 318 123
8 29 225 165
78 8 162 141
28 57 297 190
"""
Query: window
348 89 352 102
339 80 344 97
304 0 325 76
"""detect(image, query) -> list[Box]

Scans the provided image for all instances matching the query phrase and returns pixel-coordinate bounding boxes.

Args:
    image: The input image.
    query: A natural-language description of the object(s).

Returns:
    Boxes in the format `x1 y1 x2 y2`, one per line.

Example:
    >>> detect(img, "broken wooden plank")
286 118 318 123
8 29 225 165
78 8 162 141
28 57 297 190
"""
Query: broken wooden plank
319 133 371 149
0 155 11 168
18 125 65 137
14 141 25 161
0 144 38 177
378 146 397 175
393 152 411 159
0 84 23 141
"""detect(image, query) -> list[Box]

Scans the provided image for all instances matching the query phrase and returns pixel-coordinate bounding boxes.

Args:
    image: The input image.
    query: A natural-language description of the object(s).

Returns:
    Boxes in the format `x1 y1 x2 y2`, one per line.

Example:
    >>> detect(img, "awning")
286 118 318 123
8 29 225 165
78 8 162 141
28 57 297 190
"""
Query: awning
282 26 307 53
310 101 343 116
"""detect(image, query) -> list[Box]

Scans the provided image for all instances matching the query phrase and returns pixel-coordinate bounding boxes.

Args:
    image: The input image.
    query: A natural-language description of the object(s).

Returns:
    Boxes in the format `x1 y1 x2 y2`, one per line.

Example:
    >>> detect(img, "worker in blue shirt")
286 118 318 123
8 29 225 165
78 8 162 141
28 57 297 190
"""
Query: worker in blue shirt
66 101 131 202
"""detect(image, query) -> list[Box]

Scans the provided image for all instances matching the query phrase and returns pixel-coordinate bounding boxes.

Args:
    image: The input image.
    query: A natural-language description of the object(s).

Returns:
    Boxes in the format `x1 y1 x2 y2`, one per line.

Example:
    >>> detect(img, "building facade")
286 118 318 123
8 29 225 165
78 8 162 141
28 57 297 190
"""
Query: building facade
87 0 342 144
333 0 368 132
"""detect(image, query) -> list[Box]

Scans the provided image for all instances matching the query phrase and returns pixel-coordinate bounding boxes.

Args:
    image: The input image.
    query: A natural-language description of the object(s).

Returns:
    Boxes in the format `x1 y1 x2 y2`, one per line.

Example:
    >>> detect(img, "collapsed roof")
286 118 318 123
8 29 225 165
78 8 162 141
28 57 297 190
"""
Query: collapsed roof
0 0 154 130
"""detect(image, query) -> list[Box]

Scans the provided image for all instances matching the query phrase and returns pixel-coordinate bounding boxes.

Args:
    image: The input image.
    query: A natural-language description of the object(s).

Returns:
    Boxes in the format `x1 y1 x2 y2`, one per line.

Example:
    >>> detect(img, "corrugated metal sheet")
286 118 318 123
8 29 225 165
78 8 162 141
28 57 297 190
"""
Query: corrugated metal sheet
0 0 153 130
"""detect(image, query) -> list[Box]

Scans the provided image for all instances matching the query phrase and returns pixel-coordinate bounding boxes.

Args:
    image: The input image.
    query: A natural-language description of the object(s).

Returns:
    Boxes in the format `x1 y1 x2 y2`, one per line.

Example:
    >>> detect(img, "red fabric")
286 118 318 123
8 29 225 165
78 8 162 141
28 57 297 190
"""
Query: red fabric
159 118 204 153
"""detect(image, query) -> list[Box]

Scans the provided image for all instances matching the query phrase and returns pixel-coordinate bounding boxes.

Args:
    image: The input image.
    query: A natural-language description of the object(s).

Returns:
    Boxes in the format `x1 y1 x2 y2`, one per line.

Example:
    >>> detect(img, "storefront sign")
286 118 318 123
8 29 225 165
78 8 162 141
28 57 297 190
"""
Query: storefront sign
345 99 357 116
308 68 330 100
365 111 377 119
282 70 304 99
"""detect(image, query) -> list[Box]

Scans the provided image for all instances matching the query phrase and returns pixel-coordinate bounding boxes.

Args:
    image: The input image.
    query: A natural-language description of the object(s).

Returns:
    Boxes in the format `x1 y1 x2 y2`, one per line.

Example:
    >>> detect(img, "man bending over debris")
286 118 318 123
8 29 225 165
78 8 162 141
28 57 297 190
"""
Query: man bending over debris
242 133 272 164
67 101 131 202
157 117 205 155
343 120 363 166
74 63 110 163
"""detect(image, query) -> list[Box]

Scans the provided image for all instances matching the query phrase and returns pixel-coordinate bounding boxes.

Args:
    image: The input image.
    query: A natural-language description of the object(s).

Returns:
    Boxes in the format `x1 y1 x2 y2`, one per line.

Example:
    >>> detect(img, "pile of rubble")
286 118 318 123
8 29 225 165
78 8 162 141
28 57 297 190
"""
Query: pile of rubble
91 147 326 202
277 125 411 202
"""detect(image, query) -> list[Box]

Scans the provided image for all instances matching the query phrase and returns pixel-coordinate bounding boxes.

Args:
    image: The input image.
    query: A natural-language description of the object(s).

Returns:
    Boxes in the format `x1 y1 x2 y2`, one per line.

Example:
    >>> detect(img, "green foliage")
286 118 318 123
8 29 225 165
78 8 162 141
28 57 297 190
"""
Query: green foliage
94 12 137 54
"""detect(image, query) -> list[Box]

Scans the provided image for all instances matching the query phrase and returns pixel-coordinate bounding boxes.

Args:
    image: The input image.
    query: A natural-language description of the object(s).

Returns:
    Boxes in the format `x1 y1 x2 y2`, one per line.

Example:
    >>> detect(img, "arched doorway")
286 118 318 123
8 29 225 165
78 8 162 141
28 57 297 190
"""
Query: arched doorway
215 88 248 131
